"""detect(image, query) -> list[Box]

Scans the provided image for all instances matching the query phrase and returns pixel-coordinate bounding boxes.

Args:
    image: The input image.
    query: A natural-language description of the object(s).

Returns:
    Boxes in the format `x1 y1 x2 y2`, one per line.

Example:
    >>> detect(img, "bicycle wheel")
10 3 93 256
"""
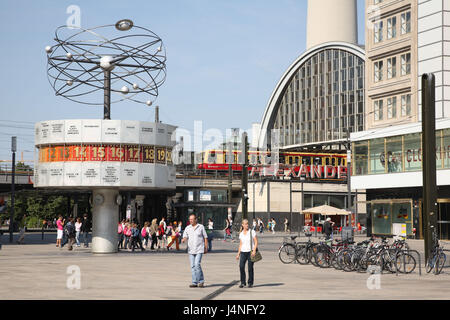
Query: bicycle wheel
309 245 320 267
279 243 296 264
330 251 341 270
296 245 310 265
426 256 435 274
395 252 416 274
341 249 355 272
436 252 446 275
315 247 331 268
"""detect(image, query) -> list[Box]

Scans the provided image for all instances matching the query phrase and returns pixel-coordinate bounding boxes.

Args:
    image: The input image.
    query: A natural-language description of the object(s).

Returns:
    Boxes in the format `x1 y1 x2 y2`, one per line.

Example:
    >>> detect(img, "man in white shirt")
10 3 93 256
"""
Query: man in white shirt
182 213 208 288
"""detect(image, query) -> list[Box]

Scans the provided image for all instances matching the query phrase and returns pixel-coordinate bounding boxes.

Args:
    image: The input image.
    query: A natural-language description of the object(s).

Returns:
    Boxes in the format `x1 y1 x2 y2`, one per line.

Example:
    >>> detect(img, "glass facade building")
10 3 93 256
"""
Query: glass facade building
258 43 366 149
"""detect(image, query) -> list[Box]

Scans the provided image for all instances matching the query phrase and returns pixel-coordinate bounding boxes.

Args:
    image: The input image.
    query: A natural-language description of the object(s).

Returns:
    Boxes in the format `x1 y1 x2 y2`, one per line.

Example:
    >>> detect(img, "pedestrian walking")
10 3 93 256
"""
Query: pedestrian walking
252 219 257 232
167 221 180 250
206 218 214 252
130 223 144 252
124 222 132 249
141 221 149 249
17 215 27 244
158 219 167 249
81 214 91 248
65 217 76 251
74 217 82 247
56 215 64 247
271 218 276 234
223 218 233 241
258 218 264 234
284 218 290 233
323 217 334 240
182 213 208 288
149 218 158 250
118 220 124 249
236 219 258 288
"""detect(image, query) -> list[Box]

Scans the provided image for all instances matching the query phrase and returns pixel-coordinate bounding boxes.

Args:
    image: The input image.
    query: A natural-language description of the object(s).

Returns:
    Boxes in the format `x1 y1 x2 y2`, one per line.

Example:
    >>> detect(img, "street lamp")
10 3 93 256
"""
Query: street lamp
9 136 16 243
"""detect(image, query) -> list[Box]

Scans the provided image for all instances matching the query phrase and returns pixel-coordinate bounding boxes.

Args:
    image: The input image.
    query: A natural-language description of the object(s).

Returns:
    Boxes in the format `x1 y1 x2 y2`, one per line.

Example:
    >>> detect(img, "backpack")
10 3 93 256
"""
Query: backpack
65 223 75 237
141 227 147 237
132 228 140 238
118 224 123 234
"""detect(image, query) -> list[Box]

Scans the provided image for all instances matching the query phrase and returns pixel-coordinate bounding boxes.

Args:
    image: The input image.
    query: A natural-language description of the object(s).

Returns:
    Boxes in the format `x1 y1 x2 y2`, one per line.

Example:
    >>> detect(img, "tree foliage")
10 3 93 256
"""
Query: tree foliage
0 191 90 228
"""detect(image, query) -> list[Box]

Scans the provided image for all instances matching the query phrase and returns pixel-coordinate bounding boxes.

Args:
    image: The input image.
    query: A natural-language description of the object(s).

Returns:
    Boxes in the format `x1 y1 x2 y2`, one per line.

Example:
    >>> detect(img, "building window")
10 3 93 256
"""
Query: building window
374 99 383 121
374 21 383 43
387 57 396 79
401 94 411 116
387 16 397 39
374 0 382 4
387 97 397 119
401 11 411 35
374 60 383 82
401 53 411 76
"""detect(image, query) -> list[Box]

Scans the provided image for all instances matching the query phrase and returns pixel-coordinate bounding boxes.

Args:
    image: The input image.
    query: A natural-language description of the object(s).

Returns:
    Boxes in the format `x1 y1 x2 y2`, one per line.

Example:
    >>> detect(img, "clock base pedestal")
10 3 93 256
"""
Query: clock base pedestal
91 188 119 254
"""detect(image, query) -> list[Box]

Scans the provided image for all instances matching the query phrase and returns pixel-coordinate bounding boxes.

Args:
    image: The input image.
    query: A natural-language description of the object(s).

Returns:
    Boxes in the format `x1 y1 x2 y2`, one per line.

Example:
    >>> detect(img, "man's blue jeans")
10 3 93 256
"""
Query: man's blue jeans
83 232 89 247
189 253 204 285
207 234 213 252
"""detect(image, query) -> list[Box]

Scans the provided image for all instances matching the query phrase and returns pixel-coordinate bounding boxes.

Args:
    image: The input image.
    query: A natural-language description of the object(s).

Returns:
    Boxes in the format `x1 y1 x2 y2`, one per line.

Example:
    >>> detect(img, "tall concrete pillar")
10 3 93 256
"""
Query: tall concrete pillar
91 188 119 253
306 0 358 49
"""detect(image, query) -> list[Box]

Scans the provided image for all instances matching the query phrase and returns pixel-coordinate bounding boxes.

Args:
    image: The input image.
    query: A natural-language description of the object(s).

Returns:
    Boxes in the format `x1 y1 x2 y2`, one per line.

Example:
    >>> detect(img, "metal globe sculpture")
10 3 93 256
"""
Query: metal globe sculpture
45 19 166 119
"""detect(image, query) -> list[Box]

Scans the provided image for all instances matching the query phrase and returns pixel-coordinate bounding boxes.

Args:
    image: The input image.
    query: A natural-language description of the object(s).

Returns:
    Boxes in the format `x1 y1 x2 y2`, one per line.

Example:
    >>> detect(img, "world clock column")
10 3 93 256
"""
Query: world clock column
91 188 120 253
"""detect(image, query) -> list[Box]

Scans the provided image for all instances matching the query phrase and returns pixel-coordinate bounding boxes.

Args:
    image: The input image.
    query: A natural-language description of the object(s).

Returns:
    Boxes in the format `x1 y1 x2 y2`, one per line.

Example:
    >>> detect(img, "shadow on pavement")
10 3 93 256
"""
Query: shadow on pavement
252 283 284 288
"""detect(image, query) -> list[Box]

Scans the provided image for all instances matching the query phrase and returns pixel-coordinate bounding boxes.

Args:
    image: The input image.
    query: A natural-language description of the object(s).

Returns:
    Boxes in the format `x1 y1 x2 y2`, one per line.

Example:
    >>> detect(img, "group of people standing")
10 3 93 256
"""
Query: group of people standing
118 217 184 252
55 214 91 250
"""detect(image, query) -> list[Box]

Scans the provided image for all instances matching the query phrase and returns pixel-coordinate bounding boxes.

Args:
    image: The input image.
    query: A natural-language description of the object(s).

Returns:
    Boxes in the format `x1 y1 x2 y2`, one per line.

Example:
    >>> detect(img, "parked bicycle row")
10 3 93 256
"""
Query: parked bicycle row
278 234 447 275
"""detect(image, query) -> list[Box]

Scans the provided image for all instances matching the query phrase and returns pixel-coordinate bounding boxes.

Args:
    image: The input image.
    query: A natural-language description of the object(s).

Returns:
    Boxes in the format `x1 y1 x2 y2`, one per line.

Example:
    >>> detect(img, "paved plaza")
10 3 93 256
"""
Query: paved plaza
0 232 449 300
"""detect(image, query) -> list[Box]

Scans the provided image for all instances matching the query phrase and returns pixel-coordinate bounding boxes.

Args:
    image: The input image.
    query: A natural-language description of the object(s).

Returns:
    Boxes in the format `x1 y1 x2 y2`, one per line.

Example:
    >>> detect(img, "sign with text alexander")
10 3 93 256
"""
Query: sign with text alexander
250 164 348 180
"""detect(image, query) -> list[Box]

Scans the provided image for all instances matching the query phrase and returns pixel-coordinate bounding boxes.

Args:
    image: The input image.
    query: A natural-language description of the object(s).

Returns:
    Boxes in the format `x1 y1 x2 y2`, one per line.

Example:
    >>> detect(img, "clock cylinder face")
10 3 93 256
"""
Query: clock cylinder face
94 194 104 206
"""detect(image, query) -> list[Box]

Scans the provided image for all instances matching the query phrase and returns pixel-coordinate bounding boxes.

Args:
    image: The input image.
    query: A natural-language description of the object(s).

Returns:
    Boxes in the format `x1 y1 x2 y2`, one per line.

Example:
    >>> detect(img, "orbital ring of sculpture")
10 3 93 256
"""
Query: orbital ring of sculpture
45 19 166 107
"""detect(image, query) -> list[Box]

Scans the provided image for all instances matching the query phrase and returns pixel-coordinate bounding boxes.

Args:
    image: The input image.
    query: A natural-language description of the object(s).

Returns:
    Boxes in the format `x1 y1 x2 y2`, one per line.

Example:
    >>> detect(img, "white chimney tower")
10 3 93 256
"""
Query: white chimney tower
306 0 358 49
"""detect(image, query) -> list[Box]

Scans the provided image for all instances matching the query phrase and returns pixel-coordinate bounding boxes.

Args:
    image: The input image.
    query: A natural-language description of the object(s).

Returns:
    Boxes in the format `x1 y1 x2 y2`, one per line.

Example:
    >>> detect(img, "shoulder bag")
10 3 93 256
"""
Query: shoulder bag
250 230 262 263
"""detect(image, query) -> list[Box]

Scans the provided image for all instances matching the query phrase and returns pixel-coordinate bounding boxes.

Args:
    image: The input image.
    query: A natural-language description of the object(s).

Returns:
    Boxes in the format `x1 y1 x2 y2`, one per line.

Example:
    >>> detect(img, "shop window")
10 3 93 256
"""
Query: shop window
354 140 368 175
403 133 421 172
444 129 450 169
386 136 402 173
372 203 392 235
369 138 386 174
392 202 413 235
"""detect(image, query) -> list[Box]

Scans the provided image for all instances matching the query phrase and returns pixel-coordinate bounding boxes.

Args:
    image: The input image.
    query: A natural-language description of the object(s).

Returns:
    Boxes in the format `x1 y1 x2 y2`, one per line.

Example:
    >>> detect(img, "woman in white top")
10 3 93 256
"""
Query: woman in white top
236 219 258 288
74 218 82 247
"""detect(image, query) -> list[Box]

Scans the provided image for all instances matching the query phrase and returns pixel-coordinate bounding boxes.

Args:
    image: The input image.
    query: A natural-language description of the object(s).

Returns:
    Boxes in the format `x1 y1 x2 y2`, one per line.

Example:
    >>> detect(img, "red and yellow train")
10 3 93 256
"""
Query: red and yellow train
197 150 347 173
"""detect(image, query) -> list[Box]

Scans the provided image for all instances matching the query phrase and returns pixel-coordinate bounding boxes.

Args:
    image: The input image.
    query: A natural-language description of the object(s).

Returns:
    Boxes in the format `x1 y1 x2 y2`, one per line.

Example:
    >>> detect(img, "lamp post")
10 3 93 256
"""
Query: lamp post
422 73 438 262
241 132 249 220
344 128 352 227
9 137 16 243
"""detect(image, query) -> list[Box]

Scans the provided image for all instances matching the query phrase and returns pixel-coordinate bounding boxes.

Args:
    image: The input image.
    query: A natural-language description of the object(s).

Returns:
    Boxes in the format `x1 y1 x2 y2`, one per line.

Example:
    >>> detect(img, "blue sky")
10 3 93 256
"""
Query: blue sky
0 0 366 159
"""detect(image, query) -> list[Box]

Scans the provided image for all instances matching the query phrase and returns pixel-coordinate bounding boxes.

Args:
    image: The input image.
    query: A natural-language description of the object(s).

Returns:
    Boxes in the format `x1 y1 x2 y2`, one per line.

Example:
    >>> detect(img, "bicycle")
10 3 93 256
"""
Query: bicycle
426 228 447 275
296 233 318 265
278 235 304 264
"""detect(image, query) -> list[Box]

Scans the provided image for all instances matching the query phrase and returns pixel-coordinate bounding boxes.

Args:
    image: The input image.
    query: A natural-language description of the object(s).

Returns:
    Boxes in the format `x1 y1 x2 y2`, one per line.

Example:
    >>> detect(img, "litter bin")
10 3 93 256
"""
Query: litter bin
341 226 354 242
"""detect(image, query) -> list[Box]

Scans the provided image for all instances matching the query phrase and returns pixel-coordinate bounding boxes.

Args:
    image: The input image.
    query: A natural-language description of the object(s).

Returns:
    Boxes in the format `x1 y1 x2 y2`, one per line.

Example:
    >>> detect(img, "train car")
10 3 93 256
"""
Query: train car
197 149 347 174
